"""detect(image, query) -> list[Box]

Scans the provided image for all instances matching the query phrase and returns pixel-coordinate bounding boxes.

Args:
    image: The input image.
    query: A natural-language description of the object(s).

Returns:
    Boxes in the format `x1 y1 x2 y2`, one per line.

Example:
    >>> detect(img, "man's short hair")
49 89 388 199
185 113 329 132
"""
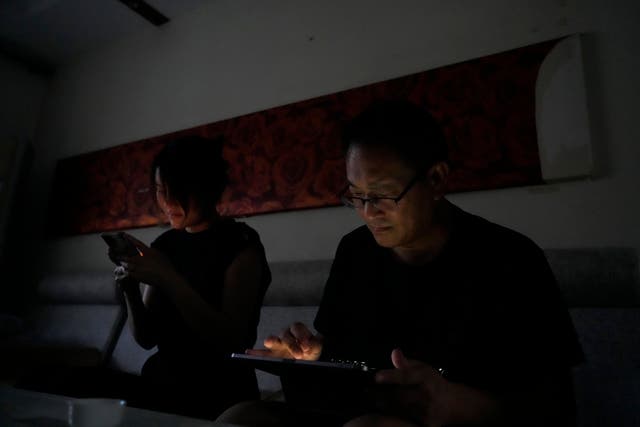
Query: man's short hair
342 99 448 172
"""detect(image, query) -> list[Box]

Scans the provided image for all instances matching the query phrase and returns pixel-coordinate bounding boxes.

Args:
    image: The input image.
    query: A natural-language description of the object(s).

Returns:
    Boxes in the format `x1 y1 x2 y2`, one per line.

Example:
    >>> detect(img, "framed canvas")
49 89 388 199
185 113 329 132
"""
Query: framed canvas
49 38 561 235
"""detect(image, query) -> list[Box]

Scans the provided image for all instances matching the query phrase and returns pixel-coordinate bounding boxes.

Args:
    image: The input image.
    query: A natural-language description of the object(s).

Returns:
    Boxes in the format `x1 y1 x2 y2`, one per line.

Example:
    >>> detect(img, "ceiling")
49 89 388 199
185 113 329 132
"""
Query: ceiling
0 0 212 74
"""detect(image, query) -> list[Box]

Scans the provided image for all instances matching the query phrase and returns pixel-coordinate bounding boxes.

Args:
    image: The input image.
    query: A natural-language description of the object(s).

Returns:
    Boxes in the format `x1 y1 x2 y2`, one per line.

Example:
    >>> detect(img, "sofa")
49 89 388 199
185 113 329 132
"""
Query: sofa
0 273 126 383
4 248 639 426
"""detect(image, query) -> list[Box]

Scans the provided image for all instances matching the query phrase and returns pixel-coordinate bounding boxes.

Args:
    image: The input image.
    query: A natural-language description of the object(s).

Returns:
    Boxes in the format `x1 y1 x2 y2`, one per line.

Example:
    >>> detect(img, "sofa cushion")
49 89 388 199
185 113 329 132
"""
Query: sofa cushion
546 248 639 307
37 273 121 304
571 308 640 365
570 308 640 427
2 272 126 375
15 304 124 362
264 260 331 306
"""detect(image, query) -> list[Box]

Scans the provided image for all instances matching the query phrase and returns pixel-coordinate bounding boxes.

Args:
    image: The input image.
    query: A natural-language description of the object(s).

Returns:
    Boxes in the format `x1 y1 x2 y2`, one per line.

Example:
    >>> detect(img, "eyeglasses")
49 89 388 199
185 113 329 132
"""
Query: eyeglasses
341 174 422 211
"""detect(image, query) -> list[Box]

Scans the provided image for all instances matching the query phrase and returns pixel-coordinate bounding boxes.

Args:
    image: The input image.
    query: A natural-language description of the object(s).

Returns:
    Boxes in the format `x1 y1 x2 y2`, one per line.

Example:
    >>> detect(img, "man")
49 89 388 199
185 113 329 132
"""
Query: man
221 100 583 427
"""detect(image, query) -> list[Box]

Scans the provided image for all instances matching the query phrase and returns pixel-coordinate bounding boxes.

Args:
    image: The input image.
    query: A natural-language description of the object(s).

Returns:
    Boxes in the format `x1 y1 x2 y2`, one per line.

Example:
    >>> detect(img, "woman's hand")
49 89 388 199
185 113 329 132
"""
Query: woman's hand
374 349 453 427
113 265 139 294
117 233 178 289
246 322 323 361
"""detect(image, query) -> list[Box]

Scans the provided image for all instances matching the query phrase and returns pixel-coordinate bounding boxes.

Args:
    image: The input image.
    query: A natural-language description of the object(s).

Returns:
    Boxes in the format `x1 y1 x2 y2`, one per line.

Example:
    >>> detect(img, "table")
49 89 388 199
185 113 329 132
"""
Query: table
0 385 238 426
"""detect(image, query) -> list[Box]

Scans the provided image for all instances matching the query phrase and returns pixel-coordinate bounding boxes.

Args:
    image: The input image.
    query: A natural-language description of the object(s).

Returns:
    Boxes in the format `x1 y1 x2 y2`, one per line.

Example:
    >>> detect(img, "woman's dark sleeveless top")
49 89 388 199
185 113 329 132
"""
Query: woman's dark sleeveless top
144 218 271 405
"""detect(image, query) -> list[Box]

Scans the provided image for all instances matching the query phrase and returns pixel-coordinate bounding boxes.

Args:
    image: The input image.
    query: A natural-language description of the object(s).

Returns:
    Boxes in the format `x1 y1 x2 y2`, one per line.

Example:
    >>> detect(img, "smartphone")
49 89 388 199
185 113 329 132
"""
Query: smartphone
101 232 140 264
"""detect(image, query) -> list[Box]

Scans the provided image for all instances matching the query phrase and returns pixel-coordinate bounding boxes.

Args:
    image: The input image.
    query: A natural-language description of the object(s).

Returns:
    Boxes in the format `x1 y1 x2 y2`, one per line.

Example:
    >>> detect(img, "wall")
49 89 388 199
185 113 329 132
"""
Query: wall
0 54 48 307
18 0 640 276
0 54 48 144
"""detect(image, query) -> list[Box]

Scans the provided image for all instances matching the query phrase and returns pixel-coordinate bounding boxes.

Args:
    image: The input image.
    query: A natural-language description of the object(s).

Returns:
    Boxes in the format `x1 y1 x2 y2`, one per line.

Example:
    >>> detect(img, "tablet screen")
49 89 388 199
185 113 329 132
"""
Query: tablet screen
231 353 384 416
229 353 376 380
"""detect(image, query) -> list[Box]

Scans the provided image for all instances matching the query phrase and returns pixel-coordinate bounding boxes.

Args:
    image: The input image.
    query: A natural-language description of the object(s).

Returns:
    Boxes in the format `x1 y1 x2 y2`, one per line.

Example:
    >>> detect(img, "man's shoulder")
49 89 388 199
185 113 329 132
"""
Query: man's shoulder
455 206 542 256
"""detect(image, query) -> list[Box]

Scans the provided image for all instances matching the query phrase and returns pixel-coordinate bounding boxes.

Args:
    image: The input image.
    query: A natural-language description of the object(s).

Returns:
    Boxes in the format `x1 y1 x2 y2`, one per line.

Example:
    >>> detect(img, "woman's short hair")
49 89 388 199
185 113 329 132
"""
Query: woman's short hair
342 99 448 173
151 135 228 220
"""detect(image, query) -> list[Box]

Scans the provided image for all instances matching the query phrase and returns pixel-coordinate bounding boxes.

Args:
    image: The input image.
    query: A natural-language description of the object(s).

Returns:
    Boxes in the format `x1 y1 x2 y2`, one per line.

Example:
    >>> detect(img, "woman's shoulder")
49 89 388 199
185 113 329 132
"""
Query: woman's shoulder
150 228 181 250
214 219 262 249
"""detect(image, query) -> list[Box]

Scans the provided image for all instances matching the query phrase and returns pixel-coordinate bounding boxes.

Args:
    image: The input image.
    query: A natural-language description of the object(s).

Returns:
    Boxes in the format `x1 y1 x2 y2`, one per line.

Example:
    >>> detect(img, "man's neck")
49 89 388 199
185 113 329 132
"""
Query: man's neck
392 200 453 265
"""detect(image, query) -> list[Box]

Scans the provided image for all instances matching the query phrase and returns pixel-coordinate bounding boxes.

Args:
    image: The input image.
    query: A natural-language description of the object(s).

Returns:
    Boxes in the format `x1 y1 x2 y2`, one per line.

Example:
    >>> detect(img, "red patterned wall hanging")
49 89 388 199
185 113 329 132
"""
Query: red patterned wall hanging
48 38 560 235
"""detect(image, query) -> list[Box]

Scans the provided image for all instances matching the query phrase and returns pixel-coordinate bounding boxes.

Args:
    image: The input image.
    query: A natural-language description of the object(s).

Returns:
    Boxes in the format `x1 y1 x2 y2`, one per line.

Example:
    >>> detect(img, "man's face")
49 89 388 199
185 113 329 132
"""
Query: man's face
345 145 438 250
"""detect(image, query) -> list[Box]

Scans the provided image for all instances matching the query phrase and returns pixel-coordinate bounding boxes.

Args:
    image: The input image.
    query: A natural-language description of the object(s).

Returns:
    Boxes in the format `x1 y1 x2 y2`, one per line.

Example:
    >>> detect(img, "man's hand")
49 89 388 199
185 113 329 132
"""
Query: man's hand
246 322 323 360
374 349 453 427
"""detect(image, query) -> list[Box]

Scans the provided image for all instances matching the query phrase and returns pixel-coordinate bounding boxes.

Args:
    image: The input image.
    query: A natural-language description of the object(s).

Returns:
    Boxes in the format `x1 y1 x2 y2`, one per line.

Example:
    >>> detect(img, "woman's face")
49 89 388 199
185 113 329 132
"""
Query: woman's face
154 168 205 230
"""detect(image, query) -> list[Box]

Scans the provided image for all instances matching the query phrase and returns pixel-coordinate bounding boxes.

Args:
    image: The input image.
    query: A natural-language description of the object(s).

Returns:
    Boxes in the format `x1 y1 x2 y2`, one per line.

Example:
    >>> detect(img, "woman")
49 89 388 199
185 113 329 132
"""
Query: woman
110 135 271 419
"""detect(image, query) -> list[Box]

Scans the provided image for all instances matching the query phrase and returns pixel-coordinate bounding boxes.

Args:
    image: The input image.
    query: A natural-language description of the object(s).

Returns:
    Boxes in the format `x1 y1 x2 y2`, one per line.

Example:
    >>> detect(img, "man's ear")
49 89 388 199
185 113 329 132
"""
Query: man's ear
428 161 449 200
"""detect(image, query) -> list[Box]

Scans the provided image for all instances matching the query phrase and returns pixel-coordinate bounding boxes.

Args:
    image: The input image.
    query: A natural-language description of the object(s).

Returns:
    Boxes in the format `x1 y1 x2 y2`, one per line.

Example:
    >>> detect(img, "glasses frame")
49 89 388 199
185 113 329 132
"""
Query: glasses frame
341 173 423 211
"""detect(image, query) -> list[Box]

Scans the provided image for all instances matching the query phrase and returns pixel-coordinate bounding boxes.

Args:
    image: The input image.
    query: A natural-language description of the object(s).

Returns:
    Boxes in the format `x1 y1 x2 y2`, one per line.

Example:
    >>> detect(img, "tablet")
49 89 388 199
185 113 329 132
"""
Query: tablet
229 353 377 382
231 354 382 416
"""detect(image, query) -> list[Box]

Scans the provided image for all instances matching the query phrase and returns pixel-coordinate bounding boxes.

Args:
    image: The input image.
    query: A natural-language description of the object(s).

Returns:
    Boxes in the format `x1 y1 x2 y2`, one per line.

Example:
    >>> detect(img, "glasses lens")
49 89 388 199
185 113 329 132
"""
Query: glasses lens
373 198 397 211
342 195 398 211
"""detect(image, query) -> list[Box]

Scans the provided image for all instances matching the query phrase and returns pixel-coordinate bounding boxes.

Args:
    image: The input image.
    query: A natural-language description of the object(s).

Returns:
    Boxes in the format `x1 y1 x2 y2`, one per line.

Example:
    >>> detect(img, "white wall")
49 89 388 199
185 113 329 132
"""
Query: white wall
21 0 640 274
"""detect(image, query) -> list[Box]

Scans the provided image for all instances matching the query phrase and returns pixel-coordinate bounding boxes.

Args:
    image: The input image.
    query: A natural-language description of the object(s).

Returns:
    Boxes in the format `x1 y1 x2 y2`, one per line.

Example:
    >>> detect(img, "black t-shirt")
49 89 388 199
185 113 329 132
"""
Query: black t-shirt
314 205 583 393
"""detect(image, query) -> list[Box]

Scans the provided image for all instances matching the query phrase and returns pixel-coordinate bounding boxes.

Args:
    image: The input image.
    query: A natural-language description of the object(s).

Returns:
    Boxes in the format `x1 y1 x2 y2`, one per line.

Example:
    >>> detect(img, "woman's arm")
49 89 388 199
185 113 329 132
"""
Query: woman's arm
116 274 158 350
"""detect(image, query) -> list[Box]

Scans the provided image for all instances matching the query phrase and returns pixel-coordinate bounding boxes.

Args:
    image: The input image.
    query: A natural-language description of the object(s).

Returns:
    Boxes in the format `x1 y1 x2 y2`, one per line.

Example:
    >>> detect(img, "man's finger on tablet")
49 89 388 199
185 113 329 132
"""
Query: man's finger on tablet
290 322 312 338
245 349 274 357
281 329 303 357
263 335 282 348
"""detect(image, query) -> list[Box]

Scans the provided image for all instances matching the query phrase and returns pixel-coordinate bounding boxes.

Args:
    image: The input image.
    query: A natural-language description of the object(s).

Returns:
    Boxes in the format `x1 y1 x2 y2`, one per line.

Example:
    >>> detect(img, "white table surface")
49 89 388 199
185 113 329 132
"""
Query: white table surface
0 385 238 427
